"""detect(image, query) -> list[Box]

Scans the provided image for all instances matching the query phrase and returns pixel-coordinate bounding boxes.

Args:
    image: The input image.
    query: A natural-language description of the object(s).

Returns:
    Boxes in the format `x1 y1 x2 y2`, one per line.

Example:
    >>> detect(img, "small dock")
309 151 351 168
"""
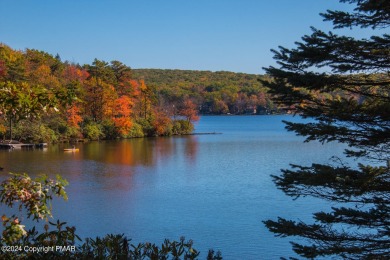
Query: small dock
185 132 222 135
0 141 47 150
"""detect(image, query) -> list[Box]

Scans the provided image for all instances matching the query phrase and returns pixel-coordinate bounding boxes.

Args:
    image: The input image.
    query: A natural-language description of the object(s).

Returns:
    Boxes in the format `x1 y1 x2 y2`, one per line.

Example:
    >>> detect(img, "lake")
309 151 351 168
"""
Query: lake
0 115 347 259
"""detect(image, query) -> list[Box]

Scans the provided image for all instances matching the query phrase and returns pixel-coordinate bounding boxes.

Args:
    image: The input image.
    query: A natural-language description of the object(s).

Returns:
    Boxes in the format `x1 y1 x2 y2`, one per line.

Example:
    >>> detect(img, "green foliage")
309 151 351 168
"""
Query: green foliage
137 118 157 137
130 117 176 137
12 120 58 143
101 119 120 139
127 122 145 138
0 44 26 82
0 45 77 142
172 120 194 135
158 121 173 136
82 122 104 141
64 125 83 140
78 235 201 260
25 48 64 75
0 81 61 120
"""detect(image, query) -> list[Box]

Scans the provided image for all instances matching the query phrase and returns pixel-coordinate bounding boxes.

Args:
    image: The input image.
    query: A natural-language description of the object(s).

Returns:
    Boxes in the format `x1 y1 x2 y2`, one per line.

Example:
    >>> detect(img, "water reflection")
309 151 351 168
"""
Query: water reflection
81 136 198 167
0 136 199 189
183 136 198 164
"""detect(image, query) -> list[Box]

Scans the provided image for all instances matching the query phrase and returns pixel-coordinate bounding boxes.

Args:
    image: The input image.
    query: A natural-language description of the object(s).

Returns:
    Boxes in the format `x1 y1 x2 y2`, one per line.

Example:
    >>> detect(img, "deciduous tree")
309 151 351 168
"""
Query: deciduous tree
112 95 133 136
66 103 83 129
0 81 62 140
179 99 200 122
0 44 26 82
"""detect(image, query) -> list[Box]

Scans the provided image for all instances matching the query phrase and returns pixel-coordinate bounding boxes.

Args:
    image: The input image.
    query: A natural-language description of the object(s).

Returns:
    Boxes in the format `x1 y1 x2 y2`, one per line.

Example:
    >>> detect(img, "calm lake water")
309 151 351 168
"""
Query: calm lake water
0 116 347 259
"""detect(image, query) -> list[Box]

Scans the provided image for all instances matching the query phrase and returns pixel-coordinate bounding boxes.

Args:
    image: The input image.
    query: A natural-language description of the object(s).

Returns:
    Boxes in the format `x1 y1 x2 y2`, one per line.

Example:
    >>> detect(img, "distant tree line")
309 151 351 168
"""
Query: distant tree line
132 69 277 115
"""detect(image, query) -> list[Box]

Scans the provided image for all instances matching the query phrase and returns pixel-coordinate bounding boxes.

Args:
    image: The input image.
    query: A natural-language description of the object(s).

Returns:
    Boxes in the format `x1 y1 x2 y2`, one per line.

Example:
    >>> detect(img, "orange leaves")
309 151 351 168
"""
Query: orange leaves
113 117 132 135
139 79 147 92
28 64 61 89
35 64 51 77
33 64 50 83
129 80 141 97
115 79 141 97
66 104 82 128
152 108 172 136
115 95 133 116
112 95 134 135
130 80 139 89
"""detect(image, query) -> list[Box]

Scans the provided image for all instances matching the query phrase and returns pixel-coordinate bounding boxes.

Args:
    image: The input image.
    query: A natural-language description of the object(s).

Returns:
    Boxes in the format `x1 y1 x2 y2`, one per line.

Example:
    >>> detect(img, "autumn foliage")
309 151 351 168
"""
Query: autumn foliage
66 104 83 129
112 95 133 135
0 44 200 142
0 60 7 78
179 100 200 122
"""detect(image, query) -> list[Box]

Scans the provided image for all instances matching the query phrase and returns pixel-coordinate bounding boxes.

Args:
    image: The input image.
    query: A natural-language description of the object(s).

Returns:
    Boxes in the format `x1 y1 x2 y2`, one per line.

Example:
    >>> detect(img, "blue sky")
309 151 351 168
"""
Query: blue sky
0 0 368 74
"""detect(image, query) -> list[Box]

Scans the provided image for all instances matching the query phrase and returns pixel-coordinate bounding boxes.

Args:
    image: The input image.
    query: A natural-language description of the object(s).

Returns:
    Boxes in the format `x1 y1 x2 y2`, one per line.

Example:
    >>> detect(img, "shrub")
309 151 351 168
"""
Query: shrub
137 118 157 137
82 122 104 141
65 125 83 139
101 119 120 139
172 120 194 135
127 122 145 138
13 120 58 143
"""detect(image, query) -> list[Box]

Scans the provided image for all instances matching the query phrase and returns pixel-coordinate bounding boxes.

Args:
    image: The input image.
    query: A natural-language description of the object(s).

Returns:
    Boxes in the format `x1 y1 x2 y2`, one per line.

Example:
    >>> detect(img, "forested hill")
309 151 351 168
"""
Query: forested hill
133 69 262 87
132 69 276 114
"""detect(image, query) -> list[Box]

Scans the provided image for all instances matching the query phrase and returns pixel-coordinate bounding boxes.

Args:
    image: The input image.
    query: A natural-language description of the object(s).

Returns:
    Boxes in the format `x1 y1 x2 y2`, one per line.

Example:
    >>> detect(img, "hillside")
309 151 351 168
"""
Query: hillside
133 69 276 114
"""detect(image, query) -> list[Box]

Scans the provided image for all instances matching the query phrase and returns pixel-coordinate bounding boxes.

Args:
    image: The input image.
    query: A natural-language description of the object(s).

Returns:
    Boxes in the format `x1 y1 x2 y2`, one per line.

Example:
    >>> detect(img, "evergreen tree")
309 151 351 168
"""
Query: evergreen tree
262 0 390 259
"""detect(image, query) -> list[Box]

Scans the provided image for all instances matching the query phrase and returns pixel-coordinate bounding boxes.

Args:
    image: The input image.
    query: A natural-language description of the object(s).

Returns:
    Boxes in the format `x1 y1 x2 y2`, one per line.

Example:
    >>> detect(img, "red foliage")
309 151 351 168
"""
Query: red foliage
118 79 141 97
179 100 199 122
152 109 172 136
63 65 89 82
130 80 139 89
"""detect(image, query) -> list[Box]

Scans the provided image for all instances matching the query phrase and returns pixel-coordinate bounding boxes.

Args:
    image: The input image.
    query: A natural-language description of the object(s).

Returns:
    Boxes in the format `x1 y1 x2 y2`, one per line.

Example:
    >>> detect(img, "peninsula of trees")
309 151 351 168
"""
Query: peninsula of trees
0 44 274 144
